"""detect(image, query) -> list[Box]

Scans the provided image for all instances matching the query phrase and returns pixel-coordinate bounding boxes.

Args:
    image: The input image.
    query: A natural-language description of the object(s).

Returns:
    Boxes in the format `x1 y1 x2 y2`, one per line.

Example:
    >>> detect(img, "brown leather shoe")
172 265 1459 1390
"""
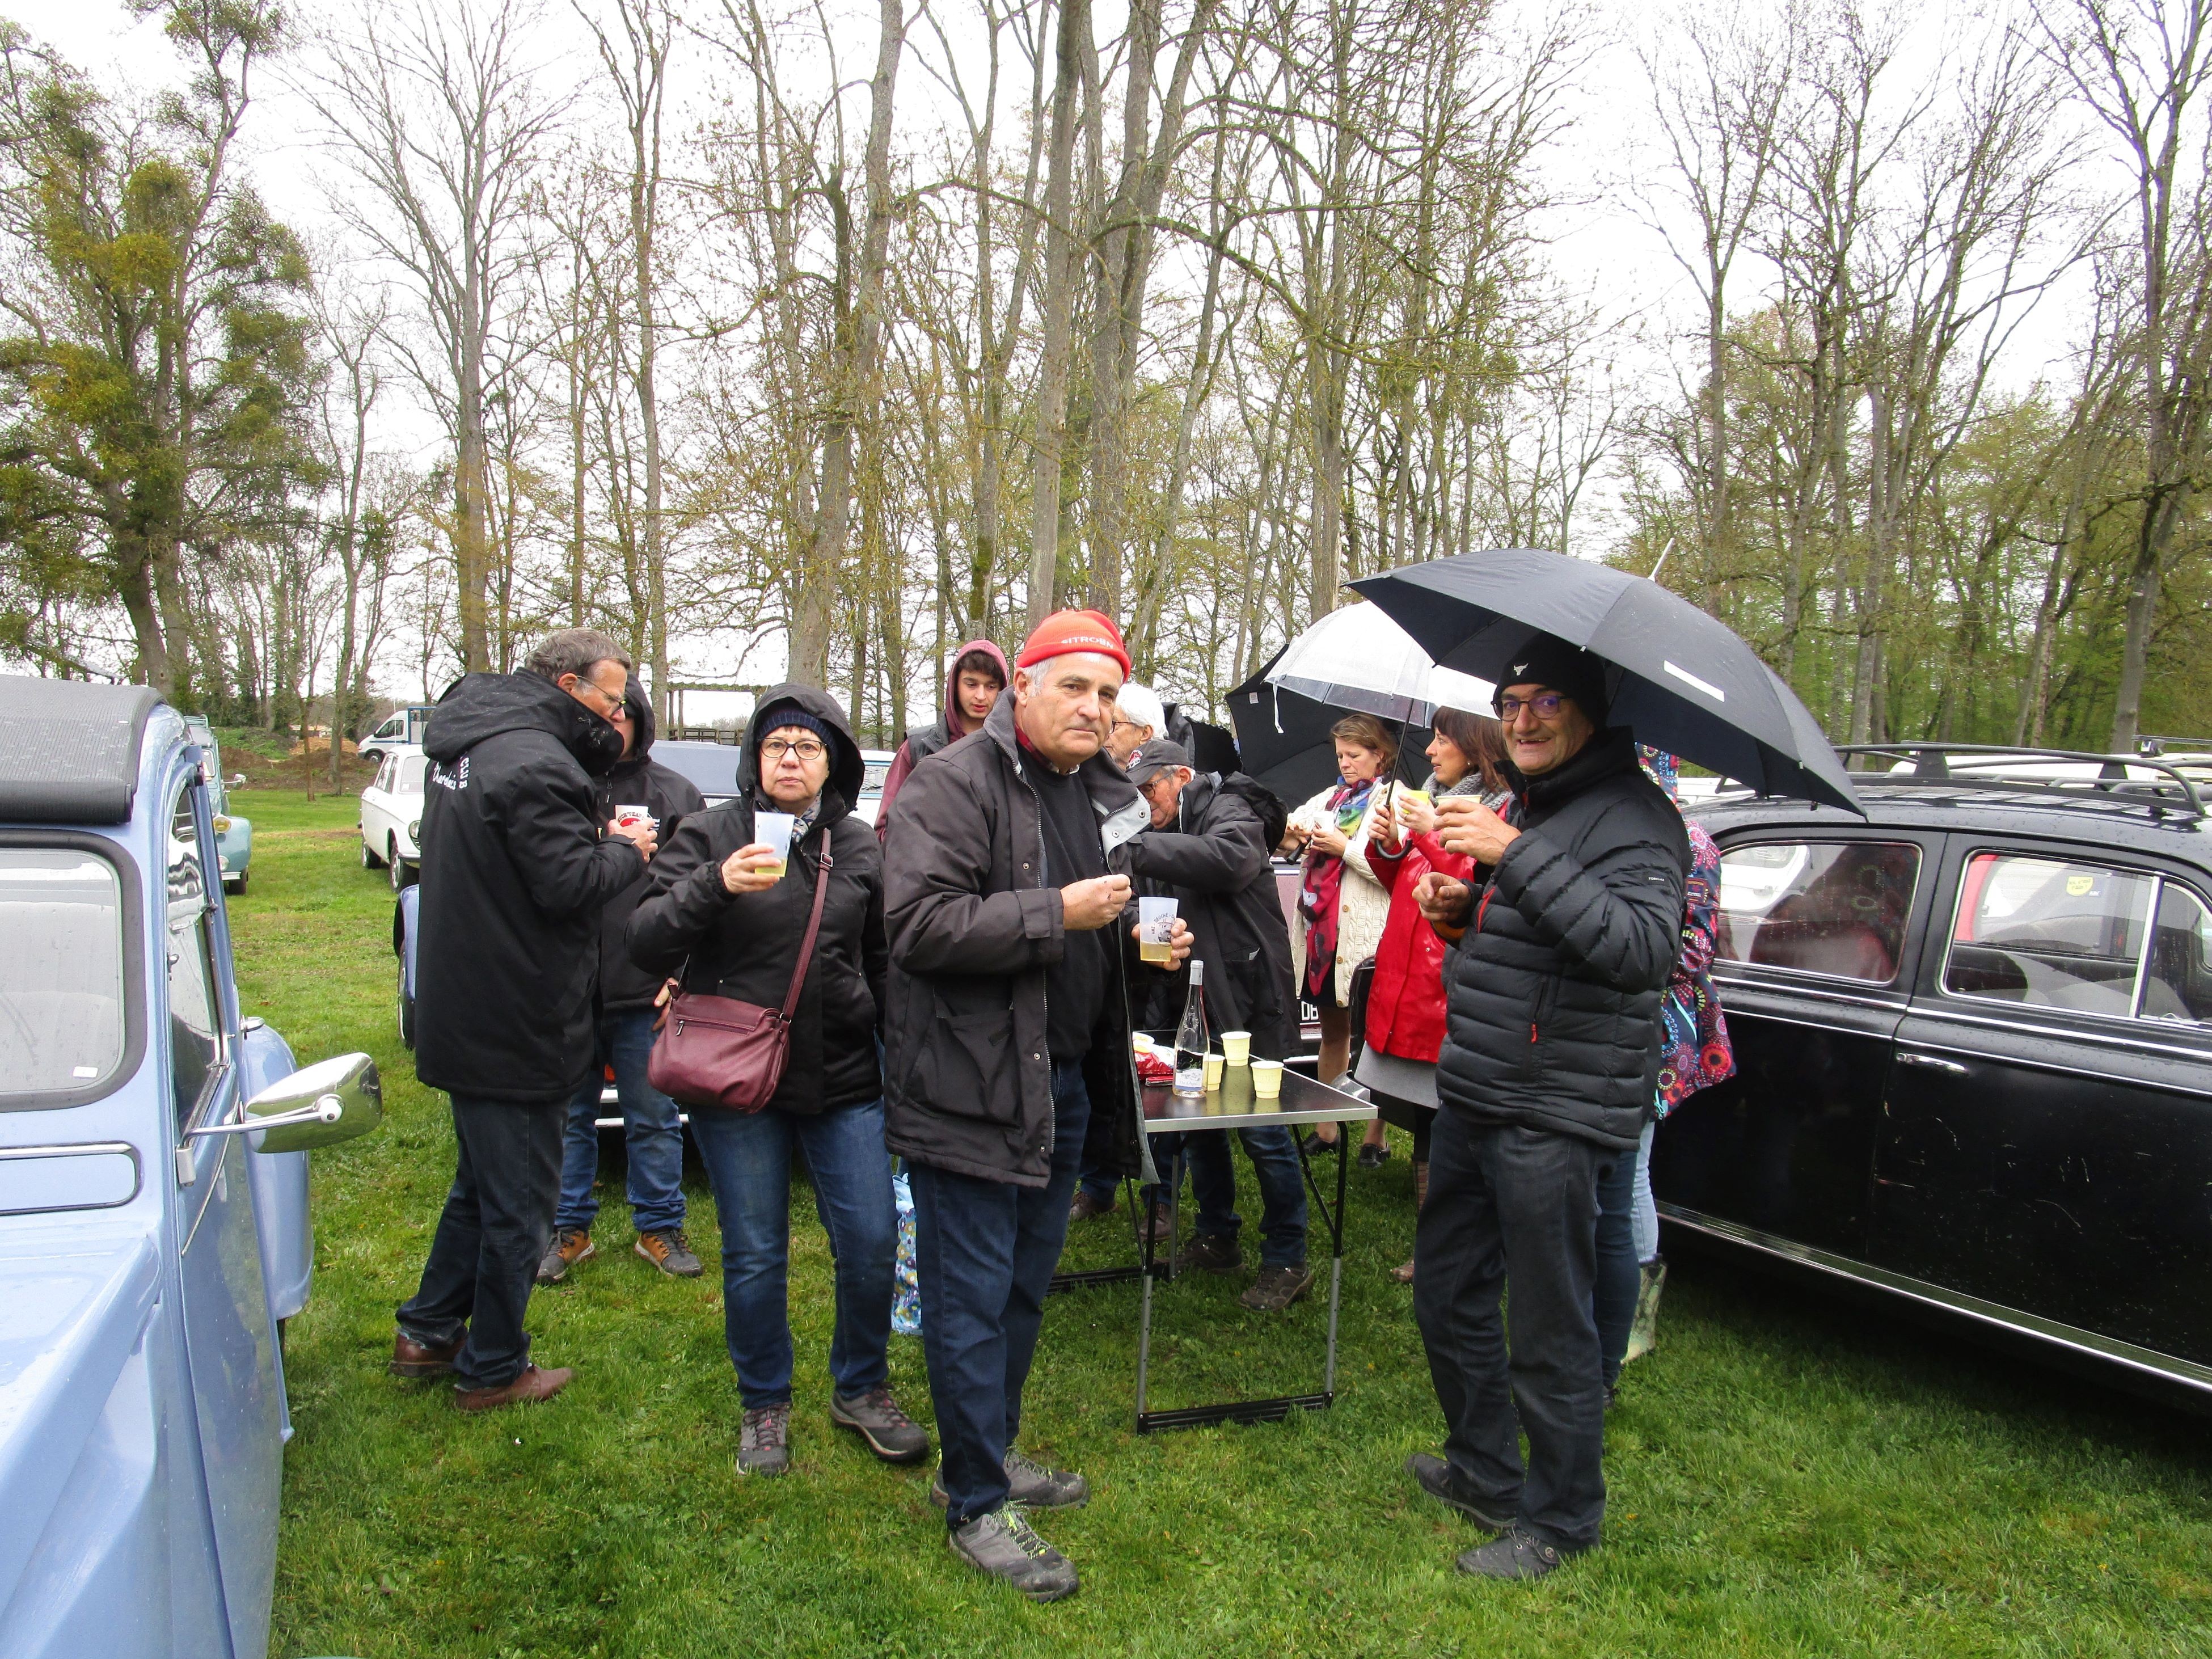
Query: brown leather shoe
454 1362 574 1411
389 1329 465 1378
1069 1189 1116 1222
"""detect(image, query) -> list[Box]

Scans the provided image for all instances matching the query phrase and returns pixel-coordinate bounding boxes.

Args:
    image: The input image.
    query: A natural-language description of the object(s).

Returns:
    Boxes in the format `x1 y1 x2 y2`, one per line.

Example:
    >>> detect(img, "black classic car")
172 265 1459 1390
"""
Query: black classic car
1655 744 2212 1409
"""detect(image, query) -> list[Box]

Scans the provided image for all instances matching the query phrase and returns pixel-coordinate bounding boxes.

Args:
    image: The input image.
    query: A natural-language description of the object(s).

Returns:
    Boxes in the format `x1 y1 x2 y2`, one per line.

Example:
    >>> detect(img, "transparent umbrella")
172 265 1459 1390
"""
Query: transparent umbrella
1265 601 1496 725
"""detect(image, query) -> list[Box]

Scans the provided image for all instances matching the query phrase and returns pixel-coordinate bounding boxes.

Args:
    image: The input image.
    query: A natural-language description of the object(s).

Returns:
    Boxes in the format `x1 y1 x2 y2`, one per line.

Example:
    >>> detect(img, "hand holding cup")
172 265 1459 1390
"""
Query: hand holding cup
610 817 658 862
1434 797 1518 865
720 845 783 894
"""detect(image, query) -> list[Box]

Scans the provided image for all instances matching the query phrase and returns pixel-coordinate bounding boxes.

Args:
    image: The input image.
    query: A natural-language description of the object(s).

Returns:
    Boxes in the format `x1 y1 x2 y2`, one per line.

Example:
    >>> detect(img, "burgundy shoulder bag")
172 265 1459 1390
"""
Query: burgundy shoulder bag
647 850 833 1113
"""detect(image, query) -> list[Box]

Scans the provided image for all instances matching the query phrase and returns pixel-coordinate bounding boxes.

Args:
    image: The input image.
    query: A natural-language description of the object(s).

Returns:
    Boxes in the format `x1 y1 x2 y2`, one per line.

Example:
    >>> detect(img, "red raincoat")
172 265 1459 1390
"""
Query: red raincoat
1362 828 1476 1065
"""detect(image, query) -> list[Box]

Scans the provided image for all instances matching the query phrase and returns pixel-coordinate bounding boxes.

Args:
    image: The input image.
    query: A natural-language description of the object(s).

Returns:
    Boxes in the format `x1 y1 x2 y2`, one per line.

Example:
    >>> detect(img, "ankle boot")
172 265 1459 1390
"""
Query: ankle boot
1624 1256 1667 1363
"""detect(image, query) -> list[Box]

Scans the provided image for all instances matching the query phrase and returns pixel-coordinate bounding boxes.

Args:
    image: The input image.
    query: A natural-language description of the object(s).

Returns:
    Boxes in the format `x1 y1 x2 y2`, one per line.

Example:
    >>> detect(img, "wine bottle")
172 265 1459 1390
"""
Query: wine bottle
1173 960 1208 1096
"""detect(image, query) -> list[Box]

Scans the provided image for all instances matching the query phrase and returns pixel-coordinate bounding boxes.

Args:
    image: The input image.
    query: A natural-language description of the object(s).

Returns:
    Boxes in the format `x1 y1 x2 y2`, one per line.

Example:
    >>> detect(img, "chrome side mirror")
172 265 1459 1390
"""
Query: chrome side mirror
244 1053 383 1154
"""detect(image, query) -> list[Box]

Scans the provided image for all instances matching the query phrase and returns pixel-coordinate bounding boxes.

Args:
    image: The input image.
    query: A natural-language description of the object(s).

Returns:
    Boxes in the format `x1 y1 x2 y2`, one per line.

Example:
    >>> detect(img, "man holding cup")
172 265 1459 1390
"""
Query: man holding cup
883 610 1189 1602
1120 739 1311 1311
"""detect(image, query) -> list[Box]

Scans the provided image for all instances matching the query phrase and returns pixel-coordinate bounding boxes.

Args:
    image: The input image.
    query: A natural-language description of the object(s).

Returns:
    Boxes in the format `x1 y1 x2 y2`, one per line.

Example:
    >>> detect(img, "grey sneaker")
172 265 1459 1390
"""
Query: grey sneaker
948 1506 1079 1603
736 1403 791 1476
929 1447 1090 1510
1238 1263 1315 1311
1184 1232 1243 1274
831 1386 930 1463
535 1226 594 1285
1406 1452 1515 1531
634 1228 704 1278
1457 1523 1570 1580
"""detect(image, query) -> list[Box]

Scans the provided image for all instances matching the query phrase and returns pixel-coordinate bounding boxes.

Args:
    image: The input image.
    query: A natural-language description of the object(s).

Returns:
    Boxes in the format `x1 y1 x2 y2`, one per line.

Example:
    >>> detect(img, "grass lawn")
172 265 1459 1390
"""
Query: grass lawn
230 791 2212 1658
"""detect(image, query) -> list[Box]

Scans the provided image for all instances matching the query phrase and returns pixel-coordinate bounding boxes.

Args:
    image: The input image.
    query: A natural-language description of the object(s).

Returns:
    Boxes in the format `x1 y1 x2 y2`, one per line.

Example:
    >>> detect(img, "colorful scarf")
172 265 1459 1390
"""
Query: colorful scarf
1299 778 1374 998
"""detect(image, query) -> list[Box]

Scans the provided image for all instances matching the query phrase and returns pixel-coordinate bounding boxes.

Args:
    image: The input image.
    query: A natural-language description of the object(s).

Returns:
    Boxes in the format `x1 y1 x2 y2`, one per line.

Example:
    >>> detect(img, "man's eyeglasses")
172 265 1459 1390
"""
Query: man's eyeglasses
761 738 827 762
1497 691 1569 722
573 677 624 711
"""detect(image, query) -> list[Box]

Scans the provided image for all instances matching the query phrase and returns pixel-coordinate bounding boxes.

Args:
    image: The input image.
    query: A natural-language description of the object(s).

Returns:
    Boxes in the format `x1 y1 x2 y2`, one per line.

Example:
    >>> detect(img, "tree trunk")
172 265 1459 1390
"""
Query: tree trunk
1028 0 1088 628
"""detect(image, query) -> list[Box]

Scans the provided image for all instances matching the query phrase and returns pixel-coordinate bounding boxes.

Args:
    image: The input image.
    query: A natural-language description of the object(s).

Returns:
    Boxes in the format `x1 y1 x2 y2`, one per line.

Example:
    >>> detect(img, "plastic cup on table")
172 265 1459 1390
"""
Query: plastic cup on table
754 812 796 878
1137 896 1177 965
1221 1030 1251 1067
1203 1053 1224 1091
1250 1058 1284 1100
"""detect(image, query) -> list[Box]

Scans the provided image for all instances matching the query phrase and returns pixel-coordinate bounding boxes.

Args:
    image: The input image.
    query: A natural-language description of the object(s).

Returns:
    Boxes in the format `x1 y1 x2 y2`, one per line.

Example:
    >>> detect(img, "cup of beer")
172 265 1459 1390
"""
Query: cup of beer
1221 1029 1251 1067
1202 1052 1224 1091
755 812 796 879
1250 1058 1284 1099
1137 897 1177 965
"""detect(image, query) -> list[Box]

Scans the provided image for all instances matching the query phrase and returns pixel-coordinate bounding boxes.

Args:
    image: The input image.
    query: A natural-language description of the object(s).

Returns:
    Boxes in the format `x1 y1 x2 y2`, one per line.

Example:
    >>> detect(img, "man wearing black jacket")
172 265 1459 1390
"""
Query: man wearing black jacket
1121 740 1311 1311
537 680 707 1286
1405 636 1688 1578
392 629 657 1409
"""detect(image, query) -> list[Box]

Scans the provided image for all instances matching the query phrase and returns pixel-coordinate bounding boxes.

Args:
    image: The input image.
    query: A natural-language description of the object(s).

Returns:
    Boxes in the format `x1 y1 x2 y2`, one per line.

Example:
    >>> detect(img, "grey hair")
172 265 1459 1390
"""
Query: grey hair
526 628 632 685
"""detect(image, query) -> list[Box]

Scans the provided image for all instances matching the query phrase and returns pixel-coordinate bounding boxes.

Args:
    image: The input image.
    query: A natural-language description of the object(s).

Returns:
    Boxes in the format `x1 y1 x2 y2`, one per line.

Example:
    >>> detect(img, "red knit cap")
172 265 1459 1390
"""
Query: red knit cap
1016 609 1130 676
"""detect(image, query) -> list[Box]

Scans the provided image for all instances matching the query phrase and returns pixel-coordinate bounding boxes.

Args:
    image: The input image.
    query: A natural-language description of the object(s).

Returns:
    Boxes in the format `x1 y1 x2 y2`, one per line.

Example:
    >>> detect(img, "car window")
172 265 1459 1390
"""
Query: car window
862 760 890 794
1715 841 1922 984
167 790 225 1134
2141 881 2212 1025
396 754 428 795
0 850 126 1102
1944 852 2154 1019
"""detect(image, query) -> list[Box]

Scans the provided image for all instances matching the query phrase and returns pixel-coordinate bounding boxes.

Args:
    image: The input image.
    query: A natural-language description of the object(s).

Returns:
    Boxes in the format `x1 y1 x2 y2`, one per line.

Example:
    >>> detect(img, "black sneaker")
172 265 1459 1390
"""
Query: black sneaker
1184 1232 1243 1274
948 1506 1078 1602
1405 1452 1516 1531
830 1386 930 1463
1457 1523 1571 1580
1357 1141 1391 1170
1299 1127 1339 1156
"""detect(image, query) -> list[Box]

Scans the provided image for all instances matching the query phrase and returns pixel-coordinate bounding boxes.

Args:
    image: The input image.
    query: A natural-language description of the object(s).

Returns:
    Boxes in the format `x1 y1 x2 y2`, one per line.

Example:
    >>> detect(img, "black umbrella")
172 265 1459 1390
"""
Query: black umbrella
1351 548 1864 812
1163 703 1243 778
1228 652 1430 805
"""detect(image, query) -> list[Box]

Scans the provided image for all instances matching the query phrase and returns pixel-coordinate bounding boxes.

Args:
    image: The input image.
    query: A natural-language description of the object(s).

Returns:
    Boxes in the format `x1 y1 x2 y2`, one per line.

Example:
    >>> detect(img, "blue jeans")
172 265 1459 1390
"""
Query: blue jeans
688 1099 897 1409
910 1059 1092 1528
1184 1126 1308 1268
1594 1135 1639 1391
557 1008 687 1235
1077 1157 1119 1210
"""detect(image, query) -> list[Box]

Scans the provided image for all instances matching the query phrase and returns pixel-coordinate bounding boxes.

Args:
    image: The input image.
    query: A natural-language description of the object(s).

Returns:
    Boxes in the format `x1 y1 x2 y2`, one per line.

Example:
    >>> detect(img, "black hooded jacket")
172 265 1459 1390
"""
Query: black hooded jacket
626 685 888 1115
413 670 647 1103
1124 772 1297 1060
1434 729 1690 1149
590 683 707 1013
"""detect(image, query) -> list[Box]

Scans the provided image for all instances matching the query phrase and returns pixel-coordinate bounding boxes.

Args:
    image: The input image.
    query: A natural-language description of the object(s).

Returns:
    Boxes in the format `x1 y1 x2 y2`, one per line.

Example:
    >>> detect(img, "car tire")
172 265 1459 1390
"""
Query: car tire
398 956 417 1050
230 872 247 896
389 840 416 893
362 836 385 871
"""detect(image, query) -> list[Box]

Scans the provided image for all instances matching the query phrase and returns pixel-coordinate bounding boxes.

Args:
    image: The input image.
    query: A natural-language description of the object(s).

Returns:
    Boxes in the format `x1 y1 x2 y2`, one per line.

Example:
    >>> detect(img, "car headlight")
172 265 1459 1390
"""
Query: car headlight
408 820 420 842
212 815 231 833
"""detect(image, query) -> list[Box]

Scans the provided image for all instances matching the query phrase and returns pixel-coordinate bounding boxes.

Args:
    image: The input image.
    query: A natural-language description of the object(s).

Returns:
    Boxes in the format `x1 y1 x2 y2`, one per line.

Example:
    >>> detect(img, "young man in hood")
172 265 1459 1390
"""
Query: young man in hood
393 629 659 1410
875 638 1008 839
537 679 707 1289
882 610 1189 1602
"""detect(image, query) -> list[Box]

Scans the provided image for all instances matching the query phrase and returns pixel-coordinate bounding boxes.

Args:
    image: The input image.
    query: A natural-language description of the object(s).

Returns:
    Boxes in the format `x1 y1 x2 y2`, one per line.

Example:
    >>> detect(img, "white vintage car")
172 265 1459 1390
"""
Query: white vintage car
357 747 427 890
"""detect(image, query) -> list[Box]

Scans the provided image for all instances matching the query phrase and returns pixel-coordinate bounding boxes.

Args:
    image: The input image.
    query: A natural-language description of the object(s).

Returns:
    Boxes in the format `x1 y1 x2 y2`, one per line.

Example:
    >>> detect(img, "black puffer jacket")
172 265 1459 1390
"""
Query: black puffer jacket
414 671 645 1103
881 693 1156 1189
592 682 707 1013
1124 772 1297 1061
626 685 887 1115
1435 730 1689 1149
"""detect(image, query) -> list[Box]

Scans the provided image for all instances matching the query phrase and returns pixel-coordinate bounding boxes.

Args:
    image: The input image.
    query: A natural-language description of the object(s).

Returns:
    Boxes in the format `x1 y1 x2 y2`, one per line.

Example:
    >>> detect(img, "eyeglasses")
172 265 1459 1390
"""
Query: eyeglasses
1497 691 1569 721
761 738 827 762
572 677 624 711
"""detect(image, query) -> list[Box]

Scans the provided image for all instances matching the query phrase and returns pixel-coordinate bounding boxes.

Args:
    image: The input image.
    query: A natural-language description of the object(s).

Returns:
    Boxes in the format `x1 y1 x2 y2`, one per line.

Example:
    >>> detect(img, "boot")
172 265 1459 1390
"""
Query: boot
1624 1256 1667 1363
1391 1160 1428 1284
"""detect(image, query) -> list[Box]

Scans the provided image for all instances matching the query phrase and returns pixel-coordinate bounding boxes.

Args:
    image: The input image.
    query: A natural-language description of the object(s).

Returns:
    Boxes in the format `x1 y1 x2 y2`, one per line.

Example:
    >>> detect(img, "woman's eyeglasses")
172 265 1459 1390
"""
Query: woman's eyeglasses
1497 691 1569 721
761 738 827 762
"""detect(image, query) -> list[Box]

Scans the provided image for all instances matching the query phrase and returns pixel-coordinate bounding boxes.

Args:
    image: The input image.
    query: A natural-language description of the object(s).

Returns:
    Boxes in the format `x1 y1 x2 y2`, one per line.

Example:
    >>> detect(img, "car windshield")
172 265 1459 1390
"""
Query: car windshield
863 761 890 793
1 849 127 1103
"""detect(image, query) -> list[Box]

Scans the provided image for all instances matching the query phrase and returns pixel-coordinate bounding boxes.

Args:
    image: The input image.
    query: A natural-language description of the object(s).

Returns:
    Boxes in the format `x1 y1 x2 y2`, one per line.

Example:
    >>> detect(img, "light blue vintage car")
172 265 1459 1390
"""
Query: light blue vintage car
0 677 378 1659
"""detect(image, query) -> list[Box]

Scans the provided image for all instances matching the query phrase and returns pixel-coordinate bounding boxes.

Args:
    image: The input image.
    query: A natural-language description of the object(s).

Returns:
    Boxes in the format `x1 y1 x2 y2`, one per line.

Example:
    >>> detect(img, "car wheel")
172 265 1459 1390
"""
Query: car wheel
390 840 416 892
398 956 416 1050
230 872 247 896
362 835 385 871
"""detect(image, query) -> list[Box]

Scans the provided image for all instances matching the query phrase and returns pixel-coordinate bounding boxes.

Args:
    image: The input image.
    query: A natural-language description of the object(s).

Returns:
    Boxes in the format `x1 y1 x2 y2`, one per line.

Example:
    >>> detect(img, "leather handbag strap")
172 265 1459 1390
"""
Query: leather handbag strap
780 849 833 1021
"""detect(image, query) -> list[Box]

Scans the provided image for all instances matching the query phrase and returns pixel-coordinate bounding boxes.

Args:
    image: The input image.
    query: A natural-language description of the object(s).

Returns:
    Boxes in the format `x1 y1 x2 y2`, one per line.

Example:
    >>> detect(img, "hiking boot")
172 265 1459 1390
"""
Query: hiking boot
737 1403 791 1476
634 1228 704 1278
1625 1256 1668 1363
1457 1523 1571 1580
535 1226 594 1285
929 1447 1090 1510
453 1362 573 1411
1069 1188 1116 1222
948 1506 1079 1603
1184 1231 1243 1274
1239 1263 1315 1312
1406 1451 1516 1531
1357 1141 1391 1170
830 1386 930 1463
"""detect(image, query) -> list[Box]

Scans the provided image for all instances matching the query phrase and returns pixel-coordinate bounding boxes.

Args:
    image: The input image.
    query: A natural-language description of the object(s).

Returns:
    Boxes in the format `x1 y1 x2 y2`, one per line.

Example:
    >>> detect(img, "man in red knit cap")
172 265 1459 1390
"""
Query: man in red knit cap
881 608 1189 1601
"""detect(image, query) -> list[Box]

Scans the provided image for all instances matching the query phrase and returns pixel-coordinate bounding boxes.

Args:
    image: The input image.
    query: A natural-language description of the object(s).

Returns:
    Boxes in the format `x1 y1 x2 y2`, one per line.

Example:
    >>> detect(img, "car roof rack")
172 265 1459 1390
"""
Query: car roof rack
1833 742 2207 823
2137 734 2212 757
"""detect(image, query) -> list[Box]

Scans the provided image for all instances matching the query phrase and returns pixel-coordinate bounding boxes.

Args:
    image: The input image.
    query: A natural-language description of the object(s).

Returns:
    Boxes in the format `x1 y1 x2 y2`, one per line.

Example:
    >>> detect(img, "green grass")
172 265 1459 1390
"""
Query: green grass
231 791 2212 1658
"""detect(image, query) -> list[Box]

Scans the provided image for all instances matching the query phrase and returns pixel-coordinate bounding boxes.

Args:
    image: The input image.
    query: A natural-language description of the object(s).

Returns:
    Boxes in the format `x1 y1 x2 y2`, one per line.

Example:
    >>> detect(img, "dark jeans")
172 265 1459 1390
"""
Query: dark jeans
687 1099 896 1409
556 1007 687 1235
1076 1157 1118 1210
1183 1126 1308 1268
910 1059 1092 1528
1594 1140 1639 1391
1413 1107 1617 1552
396 1095 565 1389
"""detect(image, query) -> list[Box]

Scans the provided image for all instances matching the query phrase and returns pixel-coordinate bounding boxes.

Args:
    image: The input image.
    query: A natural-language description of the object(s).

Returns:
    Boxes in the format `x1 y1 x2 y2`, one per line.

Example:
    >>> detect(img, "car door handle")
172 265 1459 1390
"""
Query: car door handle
1897 1052 1968 1076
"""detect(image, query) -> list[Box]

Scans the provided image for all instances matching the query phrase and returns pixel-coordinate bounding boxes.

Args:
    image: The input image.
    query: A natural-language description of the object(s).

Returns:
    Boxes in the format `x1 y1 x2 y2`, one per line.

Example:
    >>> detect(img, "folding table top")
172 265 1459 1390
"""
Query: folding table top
1139 1067 1377 1134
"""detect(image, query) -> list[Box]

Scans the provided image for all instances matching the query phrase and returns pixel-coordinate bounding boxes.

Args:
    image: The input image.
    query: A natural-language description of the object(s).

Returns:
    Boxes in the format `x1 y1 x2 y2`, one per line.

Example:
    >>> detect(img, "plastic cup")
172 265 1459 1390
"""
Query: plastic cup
616 803 652 829
1203 1053 1224 1091
1221 1030 1252 1067
1137 896 1177 965
1251 1058 1284 1099
755 811 796 878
